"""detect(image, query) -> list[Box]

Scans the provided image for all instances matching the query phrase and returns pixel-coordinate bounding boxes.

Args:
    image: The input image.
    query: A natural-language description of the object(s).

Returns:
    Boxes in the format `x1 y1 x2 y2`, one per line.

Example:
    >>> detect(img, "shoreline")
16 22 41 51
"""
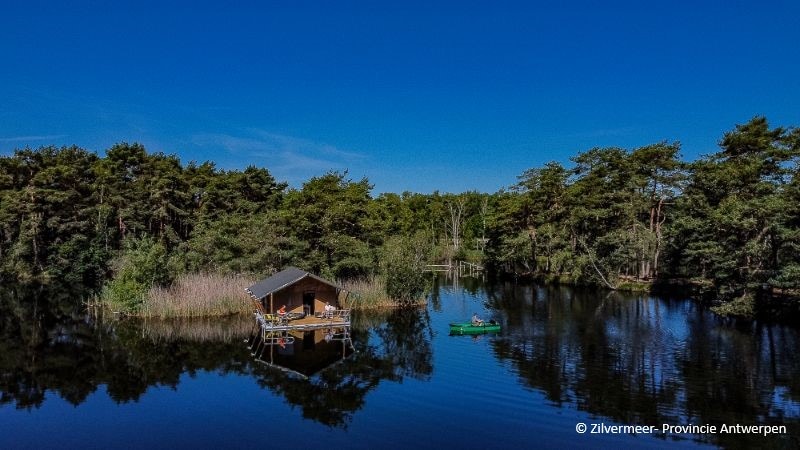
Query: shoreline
490 271 800 322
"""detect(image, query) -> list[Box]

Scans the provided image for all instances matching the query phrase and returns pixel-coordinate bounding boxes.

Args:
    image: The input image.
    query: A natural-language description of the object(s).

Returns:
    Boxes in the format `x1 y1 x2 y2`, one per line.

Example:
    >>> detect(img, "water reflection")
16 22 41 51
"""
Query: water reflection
484 281 800 448
0 284 435 429
249 327 355 379
372 307 434 381
241 308 434 427
429 270 485 312
4 280 800 447
140 315 254 342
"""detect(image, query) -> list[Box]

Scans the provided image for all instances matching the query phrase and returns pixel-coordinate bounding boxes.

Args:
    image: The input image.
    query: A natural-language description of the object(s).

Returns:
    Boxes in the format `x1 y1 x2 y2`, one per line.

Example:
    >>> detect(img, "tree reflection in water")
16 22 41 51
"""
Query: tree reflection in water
484 281 800 448
0 284 435 429
371 307 434 381
5 280 800 447
243 306 435 427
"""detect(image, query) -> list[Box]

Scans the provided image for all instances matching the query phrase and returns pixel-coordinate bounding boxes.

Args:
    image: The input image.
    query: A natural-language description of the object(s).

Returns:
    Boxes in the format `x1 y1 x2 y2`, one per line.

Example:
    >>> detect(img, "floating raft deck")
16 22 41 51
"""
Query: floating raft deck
255 313 351 332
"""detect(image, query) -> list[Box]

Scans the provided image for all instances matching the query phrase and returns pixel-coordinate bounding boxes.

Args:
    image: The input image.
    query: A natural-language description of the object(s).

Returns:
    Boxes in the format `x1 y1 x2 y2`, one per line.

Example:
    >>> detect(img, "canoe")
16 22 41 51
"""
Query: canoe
449 321 501 335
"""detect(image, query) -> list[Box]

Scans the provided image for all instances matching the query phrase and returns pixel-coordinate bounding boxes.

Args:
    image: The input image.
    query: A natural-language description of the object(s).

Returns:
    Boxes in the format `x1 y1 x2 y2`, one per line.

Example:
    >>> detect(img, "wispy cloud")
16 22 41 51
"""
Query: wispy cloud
0 134 67 143
190 130 366 180
247 130 366 160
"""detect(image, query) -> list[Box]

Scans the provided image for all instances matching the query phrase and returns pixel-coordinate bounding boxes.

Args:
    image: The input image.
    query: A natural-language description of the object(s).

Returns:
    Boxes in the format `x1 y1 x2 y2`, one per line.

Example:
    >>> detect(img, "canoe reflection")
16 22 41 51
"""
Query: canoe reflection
248 327 355 379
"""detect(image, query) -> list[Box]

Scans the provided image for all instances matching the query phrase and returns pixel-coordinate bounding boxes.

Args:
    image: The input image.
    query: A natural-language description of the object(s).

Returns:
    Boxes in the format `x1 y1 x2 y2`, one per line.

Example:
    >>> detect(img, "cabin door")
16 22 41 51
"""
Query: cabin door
303 291 315 315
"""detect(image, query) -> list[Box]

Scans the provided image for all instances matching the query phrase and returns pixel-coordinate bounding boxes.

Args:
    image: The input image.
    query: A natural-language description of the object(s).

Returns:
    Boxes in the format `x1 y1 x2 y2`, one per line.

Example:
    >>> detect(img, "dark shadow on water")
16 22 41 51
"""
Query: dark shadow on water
3 280 800 448
370 307 434 381
0 283 435 429
480 279 800 449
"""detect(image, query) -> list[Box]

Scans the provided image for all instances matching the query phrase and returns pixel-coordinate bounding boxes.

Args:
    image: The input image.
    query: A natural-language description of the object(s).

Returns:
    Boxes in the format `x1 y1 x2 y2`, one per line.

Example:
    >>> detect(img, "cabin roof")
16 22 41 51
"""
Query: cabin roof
245 266 342 300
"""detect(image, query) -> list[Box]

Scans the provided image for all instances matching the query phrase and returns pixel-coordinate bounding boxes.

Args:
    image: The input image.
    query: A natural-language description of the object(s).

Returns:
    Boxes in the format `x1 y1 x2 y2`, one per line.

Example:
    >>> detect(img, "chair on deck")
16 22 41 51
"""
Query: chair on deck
264 314 287 326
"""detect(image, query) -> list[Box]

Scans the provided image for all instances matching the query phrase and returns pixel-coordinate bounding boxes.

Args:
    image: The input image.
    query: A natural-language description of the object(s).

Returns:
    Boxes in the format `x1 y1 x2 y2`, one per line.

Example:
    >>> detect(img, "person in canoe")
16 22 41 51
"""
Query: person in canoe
471 312 485 326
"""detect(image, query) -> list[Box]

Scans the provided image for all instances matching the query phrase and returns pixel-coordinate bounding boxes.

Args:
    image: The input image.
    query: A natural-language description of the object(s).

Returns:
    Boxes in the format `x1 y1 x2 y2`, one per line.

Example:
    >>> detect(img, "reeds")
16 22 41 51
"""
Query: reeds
341 276 427 310
139 273 256 318
110 272 425 318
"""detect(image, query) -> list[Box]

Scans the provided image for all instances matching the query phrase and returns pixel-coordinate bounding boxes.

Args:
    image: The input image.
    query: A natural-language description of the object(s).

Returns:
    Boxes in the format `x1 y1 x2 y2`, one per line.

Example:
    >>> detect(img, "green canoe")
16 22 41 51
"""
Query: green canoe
449 321 501 335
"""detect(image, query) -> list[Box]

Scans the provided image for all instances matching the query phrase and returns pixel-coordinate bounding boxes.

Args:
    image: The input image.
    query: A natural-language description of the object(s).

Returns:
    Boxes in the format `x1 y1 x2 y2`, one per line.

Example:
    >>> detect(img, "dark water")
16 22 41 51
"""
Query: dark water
1 278 799 449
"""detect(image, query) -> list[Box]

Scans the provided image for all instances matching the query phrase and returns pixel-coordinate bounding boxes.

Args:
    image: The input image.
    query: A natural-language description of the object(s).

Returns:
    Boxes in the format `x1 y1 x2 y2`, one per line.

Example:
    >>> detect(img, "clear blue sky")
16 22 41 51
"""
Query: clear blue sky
2 1 799 194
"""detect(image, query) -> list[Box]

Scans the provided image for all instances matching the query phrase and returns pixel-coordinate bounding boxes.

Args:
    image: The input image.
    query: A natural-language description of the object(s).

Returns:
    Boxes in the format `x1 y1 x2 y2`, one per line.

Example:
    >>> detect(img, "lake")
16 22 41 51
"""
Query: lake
1 276 799 449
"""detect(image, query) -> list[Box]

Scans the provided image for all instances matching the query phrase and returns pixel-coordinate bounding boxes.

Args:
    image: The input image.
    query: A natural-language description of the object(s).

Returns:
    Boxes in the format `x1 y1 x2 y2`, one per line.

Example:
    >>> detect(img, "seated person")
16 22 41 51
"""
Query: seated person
277 305 287 316
471 312 485 326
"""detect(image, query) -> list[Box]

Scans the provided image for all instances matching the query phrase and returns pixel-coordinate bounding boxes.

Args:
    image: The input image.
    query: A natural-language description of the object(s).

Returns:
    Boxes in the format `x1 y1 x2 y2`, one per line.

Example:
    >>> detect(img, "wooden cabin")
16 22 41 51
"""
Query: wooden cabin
245 267 349 317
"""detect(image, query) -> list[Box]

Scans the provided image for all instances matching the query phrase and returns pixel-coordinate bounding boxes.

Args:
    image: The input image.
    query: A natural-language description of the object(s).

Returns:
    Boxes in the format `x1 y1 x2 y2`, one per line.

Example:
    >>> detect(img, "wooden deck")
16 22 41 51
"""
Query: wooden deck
255 312 351 332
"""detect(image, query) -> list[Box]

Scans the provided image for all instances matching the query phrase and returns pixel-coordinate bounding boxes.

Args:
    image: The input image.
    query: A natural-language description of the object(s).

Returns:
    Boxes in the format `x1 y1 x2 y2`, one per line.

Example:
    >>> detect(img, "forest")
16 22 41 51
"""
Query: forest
0 116 798 317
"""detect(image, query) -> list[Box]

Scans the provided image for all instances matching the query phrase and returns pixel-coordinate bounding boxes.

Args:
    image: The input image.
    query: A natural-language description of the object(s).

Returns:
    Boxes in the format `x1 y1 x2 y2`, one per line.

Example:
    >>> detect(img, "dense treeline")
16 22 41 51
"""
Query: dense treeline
487 117 799 315
0 117 798 316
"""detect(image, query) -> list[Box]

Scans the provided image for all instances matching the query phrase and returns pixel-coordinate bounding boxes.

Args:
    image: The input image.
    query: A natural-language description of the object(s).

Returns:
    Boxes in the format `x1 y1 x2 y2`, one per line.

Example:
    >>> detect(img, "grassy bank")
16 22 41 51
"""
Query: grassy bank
142 273 256 318
341 276 427 310
504 270 800 319
102 273 256 318
509 270 703 294
519 272 654 293
101 272 425 318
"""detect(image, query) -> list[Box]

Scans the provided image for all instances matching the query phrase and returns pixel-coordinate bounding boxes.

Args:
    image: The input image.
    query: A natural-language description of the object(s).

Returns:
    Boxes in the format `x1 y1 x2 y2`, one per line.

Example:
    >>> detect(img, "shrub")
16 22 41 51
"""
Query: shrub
711 293 755 317
101 237 169 312
382 233 431 305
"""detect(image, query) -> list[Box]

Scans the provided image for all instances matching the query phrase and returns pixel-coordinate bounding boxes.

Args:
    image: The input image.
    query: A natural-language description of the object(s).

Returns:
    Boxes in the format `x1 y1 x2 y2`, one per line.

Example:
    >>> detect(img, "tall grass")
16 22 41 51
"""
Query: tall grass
139 273 256 318
103 271 425 318
341 276 427 310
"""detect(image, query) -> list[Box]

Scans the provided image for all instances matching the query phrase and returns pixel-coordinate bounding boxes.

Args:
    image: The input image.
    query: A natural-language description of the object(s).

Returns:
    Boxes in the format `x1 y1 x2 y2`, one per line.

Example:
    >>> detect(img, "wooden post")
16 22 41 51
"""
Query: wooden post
269 292 274 314
343 290 350 309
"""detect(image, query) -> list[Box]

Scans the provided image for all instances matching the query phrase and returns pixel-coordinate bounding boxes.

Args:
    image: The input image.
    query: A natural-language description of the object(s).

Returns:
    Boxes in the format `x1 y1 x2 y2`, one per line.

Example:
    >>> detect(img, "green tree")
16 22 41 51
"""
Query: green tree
284 171 377 278
102 236 169 311
671 117 798 314
182 211 300 276
0 146 106 283
383 233 432 305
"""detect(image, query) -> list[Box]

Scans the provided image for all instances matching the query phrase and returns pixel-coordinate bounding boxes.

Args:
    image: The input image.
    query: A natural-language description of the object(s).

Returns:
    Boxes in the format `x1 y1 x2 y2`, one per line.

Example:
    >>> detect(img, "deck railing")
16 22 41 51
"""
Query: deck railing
315 308 351 320
253 308 352 333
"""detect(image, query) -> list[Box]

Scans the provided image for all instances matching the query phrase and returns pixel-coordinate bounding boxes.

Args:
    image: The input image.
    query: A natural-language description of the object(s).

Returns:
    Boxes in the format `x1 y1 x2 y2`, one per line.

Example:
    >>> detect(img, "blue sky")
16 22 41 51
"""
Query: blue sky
2 1 799 193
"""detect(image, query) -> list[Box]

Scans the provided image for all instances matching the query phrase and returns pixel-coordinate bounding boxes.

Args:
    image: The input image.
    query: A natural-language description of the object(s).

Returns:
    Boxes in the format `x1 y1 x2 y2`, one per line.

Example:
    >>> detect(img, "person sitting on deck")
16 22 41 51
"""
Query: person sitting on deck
277 305 287 316
324 302 335 318
471 312 485 326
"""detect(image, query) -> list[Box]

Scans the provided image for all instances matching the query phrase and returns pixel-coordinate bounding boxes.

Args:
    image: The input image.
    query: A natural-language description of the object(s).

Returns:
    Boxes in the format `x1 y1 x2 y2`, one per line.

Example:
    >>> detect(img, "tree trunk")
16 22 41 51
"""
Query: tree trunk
578 236 617 289
652 198 665 278
446 197 466 253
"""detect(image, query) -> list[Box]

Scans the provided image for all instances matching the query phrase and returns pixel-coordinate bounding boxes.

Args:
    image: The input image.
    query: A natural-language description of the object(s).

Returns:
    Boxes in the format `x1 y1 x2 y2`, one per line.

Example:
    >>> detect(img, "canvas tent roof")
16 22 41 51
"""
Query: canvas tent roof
245 266 342 300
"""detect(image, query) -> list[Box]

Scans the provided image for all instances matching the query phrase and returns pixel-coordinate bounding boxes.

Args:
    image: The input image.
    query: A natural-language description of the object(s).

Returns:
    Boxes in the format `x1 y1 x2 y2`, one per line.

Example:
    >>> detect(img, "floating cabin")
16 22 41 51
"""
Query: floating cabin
245 267 351 331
